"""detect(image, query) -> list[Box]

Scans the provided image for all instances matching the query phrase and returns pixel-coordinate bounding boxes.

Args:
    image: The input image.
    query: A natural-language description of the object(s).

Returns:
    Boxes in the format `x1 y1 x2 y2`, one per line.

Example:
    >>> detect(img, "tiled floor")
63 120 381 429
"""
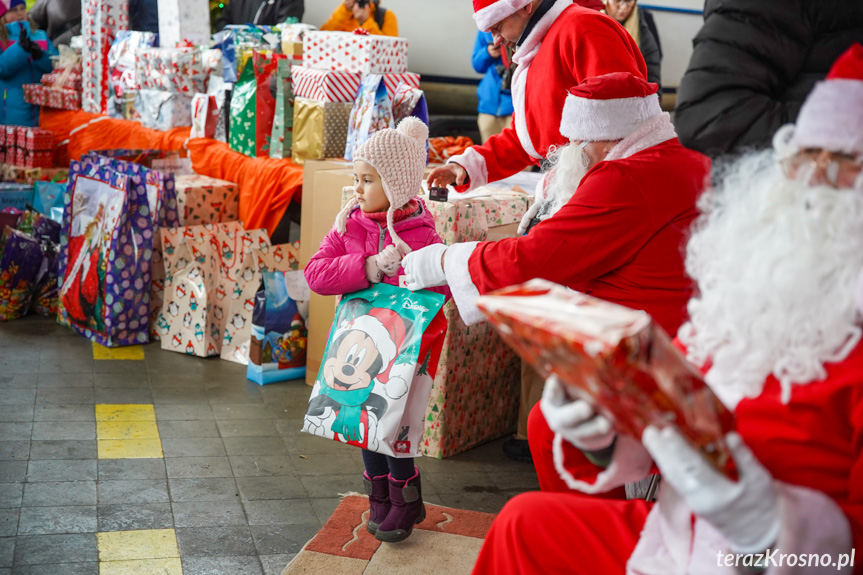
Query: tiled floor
0 315 539 574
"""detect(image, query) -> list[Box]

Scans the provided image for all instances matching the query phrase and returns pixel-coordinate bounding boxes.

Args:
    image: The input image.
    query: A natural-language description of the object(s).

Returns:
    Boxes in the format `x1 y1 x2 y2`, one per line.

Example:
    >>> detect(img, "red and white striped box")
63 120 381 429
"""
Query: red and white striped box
291 66 361 103
17 128 53 151
382 73 420 96
303 31 408 75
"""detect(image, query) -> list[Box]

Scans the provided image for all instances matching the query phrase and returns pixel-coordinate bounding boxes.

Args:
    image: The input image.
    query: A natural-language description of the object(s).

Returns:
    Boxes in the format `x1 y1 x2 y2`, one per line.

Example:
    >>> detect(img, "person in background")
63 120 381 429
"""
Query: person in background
321 0 398 37
675 0 863 158
28 0 79 46
0 0 55 126
473 30 514 143
129 0 158 34
215 0 304 31
603 0 661 91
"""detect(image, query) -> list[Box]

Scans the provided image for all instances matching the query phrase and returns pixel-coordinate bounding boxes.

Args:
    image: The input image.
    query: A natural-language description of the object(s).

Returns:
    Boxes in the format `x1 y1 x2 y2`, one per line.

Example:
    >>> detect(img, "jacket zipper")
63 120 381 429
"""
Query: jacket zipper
377 223 385 252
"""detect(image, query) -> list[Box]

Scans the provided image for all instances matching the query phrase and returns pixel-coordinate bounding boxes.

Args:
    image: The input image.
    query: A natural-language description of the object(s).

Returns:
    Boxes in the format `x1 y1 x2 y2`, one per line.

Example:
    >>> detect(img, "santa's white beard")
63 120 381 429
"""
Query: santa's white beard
680 151 863 407
536 143 590 221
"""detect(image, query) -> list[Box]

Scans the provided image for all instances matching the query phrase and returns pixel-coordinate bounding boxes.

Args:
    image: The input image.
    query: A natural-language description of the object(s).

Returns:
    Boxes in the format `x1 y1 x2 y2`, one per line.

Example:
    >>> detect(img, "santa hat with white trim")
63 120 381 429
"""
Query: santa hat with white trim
779 43 863 157
473 0 533 32
559 72 662 142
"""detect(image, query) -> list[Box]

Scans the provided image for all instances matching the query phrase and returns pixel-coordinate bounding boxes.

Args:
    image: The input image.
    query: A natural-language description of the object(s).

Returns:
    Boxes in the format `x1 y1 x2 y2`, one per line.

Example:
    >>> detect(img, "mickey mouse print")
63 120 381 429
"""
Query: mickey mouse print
303 284 446 457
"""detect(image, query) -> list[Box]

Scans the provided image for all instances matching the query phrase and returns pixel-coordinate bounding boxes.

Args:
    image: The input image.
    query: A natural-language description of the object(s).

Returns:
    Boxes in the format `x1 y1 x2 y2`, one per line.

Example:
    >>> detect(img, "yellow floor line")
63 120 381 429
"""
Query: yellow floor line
92 342 145 360
97 529 183 574
96 405 163 459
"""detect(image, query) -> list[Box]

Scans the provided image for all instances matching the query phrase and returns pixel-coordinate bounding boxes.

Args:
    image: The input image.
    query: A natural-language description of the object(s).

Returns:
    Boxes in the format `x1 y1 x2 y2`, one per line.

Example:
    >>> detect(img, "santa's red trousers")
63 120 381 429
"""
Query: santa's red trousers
471 406 649 575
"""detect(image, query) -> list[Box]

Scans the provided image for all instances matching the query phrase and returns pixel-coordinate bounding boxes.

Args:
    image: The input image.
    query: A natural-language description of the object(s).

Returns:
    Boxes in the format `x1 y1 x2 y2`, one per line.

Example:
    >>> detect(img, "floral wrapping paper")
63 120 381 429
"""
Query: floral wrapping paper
158 222 270 357
134 90 193 131
56 162 154 347
156 0 212 49
82 0 128 114
290 97 353 164
173 174 239 226
220 241 301 365
303 31 408 75
269 60 294 160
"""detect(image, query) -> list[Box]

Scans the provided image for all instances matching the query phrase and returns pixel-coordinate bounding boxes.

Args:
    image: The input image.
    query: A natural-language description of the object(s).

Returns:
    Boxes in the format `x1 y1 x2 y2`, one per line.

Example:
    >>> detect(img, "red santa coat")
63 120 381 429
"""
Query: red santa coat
481 344 863 574
450 1 647 192
445 115 709 331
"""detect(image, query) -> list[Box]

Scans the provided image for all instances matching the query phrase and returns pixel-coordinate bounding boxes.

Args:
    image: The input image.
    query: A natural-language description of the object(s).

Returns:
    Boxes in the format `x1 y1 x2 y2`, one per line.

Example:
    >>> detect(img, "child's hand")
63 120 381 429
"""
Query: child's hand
375 245 402 278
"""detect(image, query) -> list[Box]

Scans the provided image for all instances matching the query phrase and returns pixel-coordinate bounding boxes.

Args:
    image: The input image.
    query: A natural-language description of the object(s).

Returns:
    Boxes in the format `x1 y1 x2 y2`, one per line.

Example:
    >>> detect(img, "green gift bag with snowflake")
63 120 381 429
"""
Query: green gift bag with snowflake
302 283 447 457
229 51 286 158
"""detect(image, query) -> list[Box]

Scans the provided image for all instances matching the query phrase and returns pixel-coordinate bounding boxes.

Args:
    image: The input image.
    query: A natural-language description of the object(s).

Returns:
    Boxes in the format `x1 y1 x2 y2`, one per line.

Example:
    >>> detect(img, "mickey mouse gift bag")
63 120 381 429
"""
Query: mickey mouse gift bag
302 284 447 457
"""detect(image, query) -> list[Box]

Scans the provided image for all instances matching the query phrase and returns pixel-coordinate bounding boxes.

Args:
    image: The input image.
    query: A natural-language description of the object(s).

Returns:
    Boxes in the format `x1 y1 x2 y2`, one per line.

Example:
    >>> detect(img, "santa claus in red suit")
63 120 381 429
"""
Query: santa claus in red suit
405 72 708 332
426 0 647 193
470 44 863 575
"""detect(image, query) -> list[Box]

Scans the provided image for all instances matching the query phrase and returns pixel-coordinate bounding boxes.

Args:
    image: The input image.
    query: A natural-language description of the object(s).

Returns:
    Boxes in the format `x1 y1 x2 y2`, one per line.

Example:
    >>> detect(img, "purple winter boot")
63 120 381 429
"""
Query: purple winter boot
363 472 390 535
375 468 426 543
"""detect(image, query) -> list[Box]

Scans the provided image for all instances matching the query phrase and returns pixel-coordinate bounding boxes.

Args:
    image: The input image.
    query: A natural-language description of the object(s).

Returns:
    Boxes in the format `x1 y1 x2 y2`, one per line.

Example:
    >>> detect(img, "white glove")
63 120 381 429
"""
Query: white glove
403 244 448 291
376 245 402 278
539 375 615 451
642 426 780 553
517 201 540 235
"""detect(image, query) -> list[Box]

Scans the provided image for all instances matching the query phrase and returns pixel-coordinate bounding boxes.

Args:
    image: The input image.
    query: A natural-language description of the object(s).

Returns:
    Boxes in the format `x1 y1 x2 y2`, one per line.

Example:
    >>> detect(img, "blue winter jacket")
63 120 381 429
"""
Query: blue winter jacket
0 22 56 127
472 31 513 118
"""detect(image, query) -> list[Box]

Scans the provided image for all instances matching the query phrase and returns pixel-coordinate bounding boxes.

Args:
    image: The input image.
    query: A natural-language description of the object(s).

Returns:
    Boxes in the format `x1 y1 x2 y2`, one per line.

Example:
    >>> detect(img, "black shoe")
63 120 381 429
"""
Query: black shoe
502 438 532 463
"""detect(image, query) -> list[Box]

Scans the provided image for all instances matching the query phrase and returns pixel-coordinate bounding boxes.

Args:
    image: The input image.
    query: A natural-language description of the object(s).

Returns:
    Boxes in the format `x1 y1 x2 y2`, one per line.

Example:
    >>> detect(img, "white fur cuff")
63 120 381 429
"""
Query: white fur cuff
443 241 485 325
447 147 489 193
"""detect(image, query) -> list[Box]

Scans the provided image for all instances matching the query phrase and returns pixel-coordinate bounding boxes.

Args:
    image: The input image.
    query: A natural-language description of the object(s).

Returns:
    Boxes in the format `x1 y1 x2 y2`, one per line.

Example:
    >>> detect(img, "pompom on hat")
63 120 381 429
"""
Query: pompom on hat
335 117 429 254
472 0 533 32
774 43 863 158
559 72 662 142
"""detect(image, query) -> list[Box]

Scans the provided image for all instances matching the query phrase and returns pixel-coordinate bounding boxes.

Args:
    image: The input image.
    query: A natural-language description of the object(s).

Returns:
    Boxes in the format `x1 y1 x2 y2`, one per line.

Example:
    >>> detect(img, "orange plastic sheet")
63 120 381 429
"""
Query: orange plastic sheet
40 109 303 235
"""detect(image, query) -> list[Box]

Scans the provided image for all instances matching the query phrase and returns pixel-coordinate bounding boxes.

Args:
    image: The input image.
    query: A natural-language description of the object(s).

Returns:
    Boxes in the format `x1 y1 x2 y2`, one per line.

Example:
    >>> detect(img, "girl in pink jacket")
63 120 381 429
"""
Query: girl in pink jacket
304 117 448 543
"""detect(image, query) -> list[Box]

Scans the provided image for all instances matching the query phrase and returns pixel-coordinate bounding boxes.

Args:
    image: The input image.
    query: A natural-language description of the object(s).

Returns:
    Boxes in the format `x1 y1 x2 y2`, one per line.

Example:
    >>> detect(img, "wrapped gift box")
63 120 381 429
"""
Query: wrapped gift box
136 47 207 94
24 84 82 110
303 31 408 75
173 174 239 226
135 90 193 131
17 128 53 151
290 97 353 164
157 0 211 49
82 0 129 114
291 66 360 103
41 70 83 90
16 150 52 169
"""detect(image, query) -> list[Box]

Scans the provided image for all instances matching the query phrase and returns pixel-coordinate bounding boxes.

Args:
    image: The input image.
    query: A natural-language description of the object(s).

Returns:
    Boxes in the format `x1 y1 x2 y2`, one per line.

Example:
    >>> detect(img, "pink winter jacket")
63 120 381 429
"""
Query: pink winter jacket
305 198 450 299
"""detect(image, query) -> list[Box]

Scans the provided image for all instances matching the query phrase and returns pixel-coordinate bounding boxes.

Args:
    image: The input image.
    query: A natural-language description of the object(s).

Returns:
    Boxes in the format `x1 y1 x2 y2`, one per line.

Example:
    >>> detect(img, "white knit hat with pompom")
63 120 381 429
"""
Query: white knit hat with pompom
335 117 429 254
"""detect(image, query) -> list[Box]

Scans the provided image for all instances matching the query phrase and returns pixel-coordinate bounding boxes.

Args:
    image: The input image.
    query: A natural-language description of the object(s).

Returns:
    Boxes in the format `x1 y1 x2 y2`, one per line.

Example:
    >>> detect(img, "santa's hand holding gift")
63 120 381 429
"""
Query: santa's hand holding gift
471 44 863 575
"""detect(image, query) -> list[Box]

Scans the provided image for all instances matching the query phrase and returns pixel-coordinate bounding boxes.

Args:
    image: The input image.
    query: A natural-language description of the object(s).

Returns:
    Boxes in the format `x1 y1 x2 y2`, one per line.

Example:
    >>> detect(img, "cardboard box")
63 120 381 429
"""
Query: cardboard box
298 159 352 266
302 167 356 385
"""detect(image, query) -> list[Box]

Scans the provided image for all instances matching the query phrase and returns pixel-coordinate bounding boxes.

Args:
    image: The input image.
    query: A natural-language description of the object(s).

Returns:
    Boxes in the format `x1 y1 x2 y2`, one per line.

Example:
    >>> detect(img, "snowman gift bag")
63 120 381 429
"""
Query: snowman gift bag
302 283 447 457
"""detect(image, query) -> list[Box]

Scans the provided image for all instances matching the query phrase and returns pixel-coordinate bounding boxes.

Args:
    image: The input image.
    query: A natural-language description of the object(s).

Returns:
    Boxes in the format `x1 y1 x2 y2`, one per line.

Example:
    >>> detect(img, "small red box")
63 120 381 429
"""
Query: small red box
4 126 16 146
22 128 53 151
24 150 52 169
14 147 25 166
15 127 28 149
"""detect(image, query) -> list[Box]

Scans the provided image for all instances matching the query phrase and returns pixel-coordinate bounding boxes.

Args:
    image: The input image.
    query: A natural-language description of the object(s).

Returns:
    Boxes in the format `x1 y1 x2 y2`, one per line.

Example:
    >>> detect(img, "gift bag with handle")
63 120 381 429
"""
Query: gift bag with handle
344 74 394 161
302 283 447 457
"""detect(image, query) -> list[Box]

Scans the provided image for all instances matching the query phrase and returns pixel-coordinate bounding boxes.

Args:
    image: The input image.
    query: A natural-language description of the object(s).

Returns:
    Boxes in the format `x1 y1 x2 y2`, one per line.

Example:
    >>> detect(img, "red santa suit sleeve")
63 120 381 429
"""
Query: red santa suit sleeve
445 159 680 325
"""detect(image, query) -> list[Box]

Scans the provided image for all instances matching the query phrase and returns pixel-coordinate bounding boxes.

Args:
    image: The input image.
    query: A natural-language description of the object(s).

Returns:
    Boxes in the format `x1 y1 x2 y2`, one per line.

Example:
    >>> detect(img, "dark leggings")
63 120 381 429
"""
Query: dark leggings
361 449 415 480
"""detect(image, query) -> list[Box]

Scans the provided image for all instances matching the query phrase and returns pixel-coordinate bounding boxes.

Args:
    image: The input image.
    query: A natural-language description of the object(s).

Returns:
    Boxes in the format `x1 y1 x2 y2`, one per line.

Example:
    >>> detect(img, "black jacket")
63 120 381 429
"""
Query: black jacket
674 0 863 158
29 0 81 46
638 8 662 91
215 0 304 31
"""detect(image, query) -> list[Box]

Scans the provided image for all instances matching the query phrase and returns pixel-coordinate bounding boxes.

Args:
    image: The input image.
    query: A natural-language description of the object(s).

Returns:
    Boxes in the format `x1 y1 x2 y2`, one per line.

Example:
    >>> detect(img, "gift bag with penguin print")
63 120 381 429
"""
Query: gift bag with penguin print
302 283 446 457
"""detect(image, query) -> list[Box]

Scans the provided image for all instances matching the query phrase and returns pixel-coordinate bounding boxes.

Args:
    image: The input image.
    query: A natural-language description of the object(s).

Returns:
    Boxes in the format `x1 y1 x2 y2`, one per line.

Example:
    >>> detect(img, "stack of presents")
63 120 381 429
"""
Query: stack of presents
0 1 539 460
